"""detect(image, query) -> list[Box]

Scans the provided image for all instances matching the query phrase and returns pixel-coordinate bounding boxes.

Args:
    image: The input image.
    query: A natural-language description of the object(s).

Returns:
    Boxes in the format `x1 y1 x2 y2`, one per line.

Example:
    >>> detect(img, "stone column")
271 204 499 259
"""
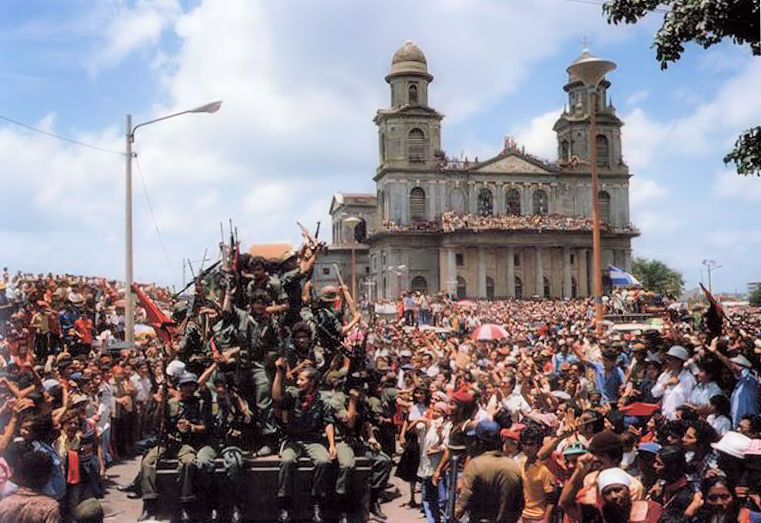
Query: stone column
563 246 572 298
447 248 456 296
506 246 515 298
578 248 589 297
477 247 487 298
624 249 632 273
535 246 544 297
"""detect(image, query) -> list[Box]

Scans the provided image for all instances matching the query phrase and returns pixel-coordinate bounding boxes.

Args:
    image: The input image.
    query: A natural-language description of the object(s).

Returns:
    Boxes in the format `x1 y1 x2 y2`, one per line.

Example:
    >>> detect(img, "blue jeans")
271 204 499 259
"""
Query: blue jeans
422 476 448 523
100 427 112 466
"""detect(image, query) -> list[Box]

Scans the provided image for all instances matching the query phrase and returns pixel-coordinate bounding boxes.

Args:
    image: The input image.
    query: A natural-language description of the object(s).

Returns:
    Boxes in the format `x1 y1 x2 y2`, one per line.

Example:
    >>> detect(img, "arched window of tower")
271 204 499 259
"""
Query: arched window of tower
478 188 494 216
596 135 609 168
561 140 570 161
411 275 428 294
598 191 611 224
408 128 426 162
408 83 418 105
505 189 521 216
533 189 548 215
409 187 426 221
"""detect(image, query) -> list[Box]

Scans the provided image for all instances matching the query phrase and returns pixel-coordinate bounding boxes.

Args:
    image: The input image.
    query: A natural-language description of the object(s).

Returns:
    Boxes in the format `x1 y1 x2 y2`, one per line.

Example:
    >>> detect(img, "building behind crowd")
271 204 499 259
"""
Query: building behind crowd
316 41 639 300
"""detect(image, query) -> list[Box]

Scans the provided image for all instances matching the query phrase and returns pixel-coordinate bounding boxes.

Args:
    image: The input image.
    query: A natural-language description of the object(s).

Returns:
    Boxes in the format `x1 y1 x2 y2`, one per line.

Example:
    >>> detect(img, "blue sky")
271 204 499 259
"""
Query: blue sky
0 0 759 294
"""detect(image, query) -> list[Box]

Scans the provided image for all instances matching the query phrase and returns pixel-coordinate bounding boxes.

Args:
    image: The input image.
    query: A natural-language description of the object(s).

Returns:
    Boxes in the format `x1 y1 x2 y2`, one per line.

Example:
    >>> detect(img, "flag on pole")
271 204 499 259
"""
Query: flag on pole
607 266 642 287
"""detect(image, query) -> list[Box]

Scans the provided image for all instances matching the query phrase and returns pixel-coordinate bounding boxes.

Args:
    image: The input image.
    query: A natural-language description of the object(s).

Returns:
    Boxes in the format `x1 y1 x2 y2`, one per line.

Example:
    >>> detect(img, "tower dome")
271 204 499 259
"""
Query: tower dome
388 40 431 79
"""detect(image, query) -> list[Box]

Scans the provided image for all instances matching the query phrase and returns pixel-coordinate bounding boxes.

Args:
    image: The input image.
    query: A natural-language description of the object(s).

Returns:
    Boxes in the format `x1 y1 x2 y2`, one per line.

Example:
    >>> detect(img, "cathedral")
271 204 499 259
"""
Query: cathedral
316 41 638 300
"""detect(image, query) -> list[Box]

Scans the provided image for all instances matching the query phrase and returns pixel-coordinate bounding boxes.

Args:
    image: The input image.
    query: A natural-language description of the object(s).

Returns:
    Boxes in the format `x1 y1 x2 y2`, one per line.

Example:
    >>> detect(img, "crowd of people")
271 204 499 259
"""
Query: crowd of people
441 212 639 235
1 241 761 523
379 212 640 236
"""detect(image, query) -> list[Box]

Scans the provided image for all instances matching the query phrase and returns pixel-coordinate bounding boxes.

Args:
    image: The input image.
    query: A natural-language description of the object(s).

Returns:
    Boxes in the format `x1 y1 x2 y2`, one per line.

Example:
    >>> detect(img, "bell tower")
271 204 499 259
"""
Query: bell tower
553 49 626 173
374 41 443 171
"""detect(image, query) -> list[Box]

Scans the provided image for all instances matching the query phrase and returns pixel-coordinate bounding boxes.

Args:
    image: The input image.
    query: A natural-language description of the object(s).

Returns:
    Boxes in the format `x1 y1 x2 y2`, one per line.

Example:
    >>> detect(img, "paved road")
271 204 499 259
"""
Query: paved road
101 456 424 522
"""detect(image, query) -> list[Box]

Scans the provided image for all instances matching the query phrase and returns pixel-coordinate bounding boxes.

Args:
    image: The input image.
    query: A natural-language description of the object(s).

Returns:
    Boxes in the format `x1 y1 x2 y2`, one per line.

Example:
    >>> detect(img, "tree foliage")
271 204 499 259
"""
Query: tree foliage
603 0 761 176
749 286 761 307
631 257 685 297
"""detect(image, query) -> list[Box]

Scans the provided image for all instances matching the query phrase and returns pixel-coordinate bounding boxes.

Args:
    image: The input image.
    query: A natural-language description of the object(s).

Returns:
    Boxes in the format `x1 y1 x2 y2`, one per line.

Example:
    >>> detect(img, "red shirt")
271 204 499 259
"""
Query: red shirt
74 318 93 344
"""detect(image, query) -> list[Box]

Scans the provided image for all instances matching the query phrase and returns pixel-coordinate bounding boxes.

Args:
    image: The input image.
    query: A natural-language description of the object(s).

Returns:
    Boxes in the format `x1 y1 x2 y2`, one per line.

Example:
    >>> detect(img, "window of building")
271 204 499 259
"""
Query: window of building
514 253 520 267
322 267 330 276
570 254 575 265
515 277 523 299
365 266 370 274
543 276 551 298
456 276 467 299
561 139 570 160
486 277 495 301
409 187 426 221
533 189 548 215
571 277 578 298
505 188 521 215
596 135 609 167
408 83 419 104
598 191 611 224
408 128 426 162
354 218 367 242
455 253 464 266
477 188 493 216
411 275 428 294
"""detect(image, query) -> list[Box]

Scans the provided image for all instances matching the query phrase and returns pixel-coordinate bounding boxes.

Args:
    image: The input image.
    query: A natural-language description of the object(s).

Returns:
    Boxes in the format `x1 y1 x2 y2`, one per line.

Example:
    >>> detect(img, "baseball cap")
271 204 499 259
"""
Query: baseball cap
666 345 689 361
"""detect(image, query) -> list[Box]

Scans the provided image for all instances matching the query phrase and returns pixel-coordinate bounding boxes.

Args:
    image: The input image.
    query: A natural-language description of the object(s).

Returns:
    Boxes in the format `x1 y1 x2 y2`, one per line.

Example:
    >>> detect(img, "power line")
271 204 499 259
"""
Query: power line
0 113 124 156
134 154 175 275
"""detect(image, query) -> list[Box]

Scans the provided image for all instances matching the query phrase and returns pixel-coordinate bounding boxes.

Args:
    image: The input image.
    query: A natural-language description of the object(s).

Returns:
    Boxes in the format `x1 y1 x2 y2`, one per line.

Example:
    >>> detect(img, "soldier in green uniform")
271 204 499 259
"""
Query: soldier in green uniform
244 256 289 314
210 374 253 523
304 285 361 374
273 358 337 523
137 373 216 522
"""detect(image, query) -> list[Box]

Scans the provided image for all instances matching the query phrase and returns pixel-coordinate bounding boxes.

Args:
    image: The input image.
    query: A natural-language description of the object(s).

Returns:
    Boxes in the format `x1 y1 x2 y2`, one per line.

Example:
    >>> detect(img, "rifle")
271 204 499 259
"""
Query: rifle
172 260 221 300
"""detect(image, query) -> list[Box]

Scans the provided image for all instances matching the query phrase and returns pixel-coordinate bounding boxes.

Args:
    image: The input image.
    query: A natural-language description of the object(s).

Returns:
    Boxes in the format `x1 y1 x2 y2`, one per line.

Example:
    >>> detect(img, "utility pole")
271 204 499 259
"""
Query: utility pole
702 259 722 294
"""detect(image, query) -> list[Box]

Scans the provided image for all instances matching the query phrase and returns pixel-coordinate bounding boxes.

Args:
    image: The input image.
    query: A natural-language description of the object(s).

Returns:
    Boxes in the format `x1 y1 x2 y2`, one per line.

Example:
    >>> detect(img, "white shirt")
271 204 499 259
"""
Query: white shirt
652 368 696 419
502 390 532 419
707 413 732 436
130 374 152 403
417 419 450 478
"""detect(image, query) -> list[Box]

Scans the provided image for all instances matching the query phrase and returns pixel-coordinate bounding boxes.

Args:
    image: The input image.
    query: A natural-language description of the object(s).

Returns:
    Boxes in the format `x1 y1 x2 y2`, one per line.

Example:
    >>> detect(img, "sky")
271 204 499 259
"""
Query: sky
0 0 759 294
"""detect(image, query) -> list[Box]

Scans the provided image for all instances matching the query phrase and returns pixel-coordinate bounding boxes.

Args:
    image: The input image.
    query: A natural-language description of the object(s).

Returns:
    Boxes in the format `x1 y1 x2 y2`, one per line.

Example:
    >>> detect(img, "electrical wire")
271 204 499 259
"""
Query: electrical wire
134 154 175 275
0 113 124 156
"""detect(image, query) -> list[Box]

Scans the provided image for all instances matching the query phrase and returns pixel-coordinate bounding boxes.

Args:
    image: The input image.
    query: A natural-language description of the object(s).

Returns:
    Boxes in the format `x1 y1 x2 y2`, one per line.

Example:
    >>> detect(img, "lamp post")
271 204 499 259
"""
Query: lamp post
343 216 361 298
702 259 722 294
124 100 222 345
567 49 615 336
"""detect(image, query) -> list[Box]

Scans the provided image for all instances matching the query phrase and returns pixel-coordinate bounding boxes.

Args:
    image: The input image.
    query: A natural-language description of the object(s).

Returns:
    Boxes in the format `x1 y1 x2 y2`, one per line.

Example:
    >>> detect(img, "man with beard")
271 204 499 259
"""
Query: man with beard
561 462 662 522
304 285 361 374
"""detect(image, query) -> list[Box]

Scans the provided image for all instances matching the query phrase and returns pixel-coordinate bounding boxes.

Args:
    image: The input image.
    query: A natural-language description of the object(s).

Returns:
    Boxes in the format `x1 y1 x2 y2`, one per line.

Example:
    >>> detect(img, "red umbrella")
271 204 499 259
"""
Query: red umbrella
619 402 660 417
471 323 508 341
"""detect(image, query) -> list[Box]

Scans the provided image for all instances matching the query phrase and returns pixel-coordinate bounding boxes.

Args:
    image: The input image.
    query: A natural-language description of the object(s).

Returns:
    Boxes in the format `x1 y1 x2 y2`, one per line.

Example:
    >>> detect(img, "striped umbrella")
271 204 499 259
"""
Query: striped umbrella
471 323 508 341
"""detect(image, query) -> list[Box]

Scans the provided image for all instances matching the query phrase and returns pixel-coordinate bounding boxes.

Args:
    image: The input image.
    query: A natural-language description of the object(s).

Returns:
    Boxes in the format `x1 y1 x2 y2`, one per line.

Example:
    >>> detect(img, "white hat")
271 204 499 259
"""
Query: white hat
711 431 751 459
166 360 186 377
597 468 631 491
666 345 689 361
730 354 753 369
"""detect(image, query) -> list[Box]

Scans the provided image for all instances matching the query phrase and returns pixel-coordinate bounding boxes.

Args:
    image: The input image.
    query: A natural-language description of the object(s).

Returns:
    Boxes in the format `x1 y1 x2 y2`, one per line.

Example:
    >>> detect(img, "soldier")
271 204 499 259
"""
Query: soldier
304 285 361 374
273 358 337 523
244 256 288 314
137 373 216 522
284 320 318 380
210 374 253 522
276 243 321 330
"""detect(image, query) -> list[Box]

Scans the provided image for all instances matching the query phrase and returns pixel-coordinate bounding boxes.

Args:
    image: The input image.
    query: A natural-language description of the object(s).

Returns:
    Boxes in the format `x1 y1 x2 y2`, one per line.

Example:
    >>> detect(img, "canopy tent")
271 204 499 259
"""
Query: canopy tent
607 265 642 288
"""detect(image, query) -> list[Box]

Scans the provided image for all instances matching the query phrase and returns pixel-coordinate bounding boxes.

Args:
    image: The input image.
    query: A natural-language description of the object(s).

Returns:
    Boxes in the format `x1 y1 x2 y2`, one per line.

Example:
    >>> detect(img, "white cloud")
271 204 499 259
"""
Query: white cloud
625 90 649 106
513 108 560 161
714 169 761 203
87 0 182 74
630 177 667 210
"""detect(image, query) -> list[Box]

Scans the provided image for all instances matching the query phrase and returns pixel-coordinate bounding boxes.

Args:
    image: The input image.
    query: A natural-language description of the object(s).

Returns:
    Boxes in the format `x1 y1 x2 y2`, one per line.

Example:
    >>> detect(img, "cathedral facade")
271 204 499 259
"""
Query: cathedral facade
319 41 638 300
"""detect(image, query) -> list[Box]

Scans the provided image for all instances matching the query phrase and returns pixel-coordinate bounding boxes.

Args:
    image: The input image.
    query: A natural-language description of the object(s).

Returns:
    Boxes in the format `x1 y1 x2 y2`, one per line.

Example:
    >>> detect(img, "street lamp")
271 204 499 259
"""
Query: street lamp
343 216 361 299
702 259 722 294
567 48 615 335
124 100 222 344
